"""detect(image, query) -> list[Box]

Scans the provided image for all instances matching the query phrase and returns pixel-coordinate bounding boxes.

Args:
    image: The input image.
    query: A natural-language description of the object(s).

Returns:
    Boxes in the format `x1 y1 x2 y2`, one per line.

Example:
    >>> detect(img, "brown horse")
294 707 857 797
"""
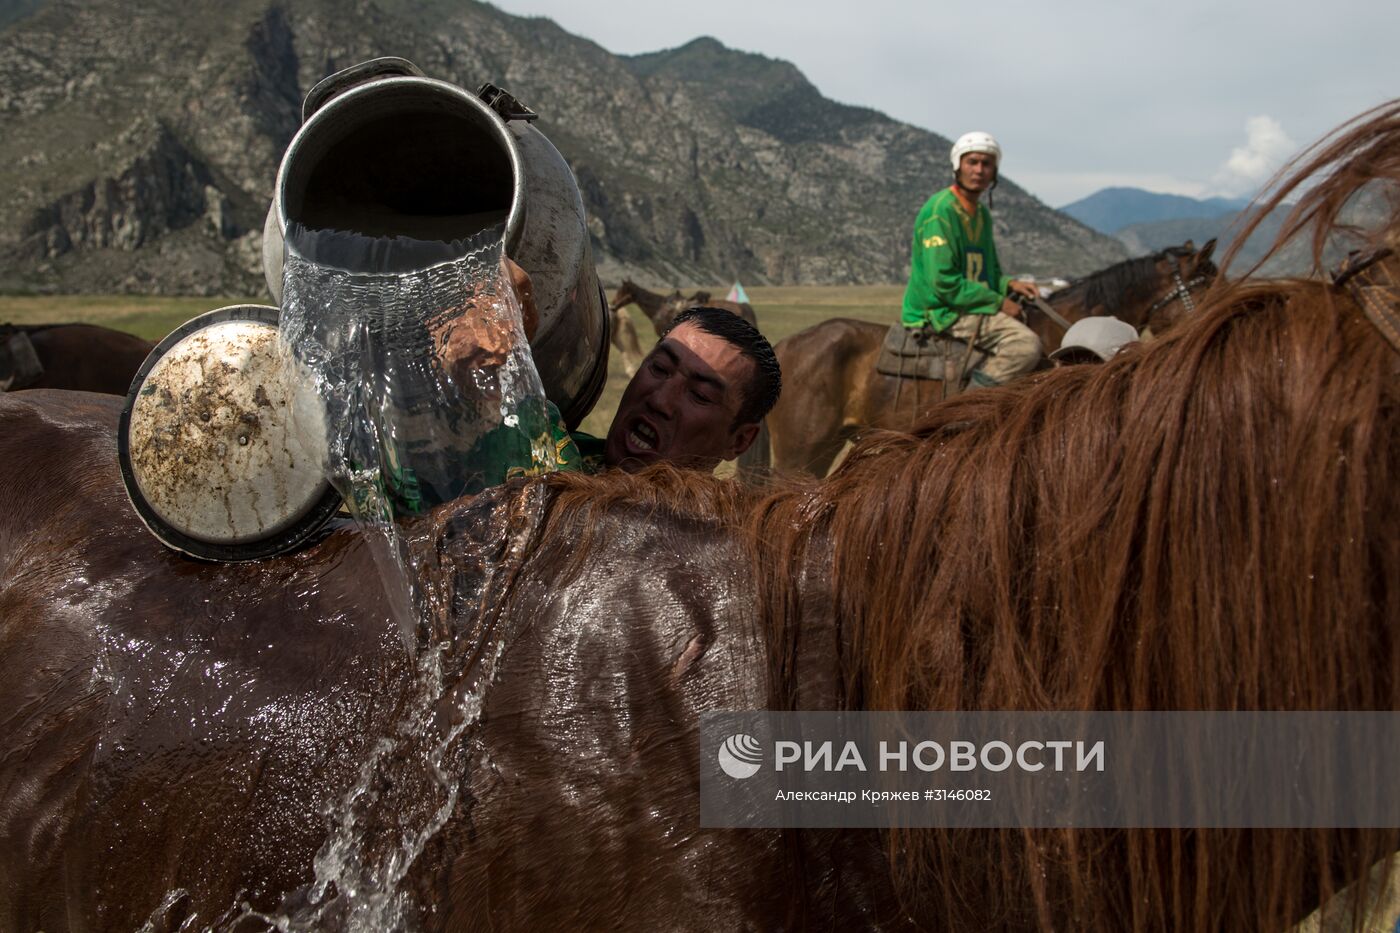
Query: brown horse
760 241 1219 475
2 102 1399 932
610 280 757 335
609 281 759 376
0 322 154 394
608 299 646 376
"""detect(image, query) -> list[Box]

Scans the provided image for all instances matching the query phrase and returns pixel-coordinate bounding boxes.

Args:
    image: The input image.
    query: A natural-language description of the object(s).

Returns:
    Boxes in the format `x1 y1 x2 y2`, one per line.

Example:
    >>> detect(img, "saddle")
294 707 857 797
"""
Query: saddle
874 322 989 392
0 329 43 391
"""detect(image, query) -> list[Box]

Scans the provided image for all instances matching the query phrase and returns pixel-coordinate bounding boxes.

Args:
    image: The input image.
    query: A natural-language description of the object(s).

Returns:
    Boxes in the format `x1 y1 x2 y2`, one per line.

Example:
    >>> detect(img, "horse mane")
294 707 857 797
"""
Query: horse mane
1054 245 1194 314
520 101 1400 930
761 100 1400 930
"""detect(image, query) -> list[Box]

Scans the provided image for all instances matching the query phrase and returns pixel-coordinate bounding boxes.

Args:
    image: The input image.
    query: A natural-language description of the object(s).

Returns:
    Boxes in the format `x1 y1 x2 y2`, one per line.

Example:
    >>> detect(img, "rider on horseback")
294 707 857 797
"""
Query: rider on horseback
901 132 1042 387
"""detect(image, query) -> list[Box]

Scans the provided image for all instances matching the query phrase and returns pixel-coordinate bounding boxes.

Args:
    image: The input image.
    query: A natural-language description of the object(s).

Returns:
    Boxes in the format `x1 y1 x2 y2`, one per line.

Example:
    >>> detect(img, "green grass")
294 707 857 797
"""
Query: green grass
1 287 907 470
0 294 266 342
740 284 904 343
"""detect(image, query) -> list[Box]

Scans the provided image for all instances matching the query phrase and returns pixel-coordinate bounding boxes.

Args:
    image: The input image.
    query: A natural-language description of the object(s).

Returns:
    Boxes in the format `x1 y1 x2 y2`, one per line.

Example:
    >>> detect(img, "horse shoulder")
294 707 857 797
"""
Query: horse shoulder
777 318 885 365
0 391 124 569
0 390 414 928
445 500 781 927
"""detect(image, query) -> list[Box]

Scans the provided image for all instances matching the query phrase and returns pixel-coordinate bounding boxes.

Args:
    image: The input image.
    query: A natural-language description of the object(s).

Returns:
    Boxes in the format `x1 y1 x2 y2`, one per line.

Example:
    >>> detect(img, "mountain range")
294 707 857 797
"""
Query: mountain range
1062 184 1392 276
1059 187 1251 235
0 0 1127 296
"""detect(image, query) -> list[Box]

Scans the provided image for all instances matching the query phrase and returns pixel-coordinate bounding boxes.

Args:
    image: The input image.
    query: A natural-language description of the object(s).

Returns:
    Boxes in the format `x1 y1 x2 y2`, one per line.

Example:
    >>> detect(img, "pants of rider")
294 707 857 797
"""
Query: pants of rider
947 311 1043 386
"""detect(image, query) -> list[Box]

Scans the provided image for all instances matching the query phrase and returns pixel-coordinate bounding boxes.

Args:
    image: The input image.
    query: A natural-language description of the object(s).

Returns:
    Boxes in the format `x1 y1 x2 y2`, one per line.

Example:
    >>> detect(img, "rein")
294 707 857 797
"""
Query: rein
1332 247 1400 357
1021 294 1073 331
1146 268 1212 317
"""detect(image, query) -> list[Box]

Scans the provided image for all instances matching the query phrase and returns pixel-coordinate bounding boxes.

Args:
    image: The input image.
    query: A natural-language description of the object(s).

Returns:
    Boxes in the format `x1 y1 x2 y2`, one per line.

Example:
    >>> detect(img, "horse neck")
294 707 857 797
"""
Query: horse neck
1049 254 1177 330
627 284 675 321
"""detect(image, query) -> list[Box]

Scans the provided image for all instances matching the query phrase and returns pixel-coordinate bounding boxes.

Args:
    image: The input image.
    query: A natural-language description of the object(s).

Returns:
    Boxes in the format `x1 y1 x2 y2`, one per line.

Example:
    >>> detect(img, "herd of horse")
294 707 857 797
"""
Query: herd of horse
0 102 1398 930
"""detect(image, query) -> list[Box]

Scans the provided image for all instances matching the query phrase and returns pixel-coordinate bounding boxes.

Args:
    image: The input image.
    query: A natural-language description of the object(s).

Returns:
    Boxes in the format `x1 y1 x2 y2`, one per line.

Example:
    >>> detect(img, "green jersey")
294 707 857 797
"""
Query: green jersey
562 431 608 475
370 400 603 518
901 187 1010 332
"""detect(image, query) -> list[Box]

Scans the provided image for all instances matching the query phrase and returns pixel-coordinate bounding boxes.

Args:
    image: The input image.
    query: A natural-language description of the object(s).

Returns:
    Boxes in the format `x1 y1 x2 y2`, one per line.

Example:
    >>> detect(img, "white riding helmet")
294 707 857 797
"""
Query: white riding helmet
951 131 1002 170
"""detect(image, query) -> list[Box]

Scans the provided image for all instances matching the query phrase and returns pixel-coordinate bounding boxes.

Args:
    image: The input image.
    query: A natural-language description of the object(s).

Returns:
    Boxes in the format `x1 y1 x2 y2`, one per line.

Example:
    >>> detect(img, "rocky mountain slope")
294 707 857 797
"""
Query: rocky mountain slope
0 0 1127 296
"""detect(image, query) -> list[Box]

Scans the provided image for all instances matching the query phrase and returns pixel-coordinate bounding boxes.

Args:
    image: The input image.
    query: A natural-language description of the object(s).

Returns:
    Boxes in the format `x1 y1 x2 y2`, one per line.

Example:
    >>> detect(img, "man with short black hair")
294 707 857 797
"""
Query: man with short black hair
585 306 780 473
500 262 779 476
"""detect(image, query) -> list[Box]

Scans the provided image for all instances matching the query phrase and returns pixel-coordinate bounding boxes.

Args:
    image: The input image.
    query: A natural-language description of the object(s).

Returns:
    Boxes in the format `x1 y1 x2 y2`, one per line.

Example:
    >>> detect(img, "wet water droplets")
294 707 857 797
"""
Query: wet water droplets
208 227 561 931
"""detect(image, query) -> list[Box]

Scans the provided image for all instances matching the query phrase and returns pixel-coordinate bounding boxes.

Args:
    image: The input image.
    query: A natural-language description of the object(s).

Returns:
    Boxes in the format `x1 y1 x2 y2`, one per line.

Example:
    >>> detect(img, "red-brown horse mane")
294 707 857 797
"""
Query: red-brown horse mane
523 101 1400 930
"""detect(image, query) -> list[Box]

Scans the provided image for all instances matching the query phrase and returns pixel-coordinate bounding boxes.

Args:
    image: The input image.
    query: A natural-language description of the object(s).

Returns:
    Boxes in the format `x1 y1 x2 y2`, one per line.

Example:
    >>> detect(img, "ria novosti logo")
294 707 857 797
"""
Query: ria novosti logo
717 733 763 779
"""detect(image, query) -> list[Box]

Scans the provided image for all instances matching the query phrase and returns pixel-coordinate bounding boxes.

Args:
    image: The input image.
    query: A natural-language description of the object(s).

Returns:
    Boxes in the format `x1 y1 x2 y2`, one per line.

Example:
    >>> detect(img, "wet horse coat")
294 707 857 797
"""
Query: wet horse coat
0 391 881 931
2 261 1397 928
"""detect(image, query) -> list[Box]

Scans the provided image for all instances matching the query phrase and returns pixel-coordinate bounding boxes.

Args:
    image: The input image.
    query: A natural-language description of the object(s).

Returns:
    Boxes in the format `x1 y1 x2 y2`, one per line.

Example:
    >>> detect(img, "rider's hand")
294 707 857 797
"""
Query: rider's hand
1008 280 1039 299
999 295 1022 318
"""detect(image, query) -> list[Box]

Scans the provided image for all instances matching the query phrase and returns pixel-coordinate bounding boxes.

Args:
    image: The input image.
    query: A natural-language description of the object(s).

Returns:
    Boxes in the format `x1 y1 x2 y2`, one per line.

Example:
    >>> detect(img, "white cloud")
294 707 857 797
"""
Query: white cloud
1215 116 1298 196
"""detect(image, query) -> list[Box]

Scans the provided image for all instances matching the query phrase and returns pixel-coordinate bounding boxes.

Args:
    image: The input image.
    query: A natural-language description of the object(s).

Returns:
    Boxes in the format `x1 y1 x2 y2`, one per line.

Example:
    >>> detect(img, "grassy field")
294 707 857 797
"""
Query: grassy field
0 286 906 445
0 294 268 342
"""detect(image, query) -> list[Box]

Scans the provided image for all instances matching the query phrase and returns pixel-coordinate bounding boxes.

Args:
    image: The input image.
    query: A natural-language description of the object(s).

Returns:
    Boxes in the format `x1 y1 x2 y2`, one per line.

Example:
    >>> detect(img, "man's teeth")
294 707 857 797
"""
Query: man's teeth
628 429 655 451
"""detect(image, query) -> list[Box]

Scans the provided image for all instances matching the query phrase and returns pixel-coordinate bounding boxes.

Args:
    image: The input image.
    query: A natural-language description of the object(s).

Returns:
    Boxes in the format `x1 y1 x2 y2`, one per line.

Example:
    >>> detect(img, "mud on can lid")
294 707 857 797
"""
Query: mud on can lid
118 305 343 561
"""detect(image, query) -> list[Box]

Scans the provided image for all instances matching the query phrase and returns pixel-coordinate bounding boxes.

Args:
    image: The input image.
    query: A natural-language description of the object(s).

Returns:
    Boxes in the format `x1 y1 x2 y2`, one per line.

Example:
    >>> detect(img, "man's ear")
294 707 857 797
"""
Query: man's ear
726 422 761 460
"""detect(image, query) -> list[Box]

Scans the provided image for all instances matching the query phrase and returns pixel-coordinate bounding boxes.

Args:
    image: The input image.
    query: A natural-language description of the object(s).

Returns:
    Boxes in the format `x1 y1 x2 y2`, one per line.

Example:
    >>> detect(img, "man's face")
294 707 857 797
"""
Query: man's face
604 321 760 472
957 151 998 193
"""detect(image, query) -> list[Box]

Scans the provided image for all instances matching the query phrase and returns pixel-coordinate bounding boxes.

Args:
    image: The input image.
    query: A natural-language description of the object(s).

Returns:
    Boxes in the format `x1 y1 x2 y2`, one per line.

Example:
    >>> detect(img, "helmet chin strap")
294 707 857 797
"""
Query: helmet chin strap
953 166 998 207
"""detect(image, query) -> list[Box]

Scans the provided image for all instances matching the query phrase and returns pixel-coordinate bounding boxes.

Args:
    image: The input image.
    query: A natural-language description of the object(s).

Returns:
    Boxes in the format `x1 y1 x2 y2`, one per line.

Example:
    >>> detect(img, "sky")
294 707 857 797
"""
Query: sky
488 0 1398 207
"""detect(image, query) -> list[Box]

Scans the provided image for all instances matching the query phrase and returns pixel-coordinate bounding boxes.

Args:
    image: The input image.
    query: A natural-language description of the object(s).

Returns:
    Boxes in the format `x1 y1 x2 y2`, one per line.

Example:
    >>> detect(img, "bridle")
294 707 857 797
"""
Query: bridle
1021 253 1214 335
1333 246 1400 357
1146 262 1213 317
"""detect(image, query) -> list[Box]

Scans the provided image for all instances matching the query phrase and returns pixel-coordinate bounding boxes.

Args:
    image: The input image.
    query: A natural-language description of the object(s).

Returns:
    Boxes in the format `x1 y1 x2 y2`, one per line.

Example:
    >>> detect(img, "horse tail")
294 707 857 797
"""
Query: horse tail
736 417 770 480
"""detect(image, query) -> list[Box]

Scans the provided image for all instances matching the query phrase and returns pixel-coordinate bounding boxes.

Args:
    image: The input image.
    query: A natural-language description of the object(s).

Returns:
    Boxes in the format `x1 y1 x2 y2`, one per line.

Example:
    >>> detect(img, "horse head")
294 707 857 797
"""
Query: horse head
1037 241 1222 347
609 280 638 313
1141 238 1220 334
